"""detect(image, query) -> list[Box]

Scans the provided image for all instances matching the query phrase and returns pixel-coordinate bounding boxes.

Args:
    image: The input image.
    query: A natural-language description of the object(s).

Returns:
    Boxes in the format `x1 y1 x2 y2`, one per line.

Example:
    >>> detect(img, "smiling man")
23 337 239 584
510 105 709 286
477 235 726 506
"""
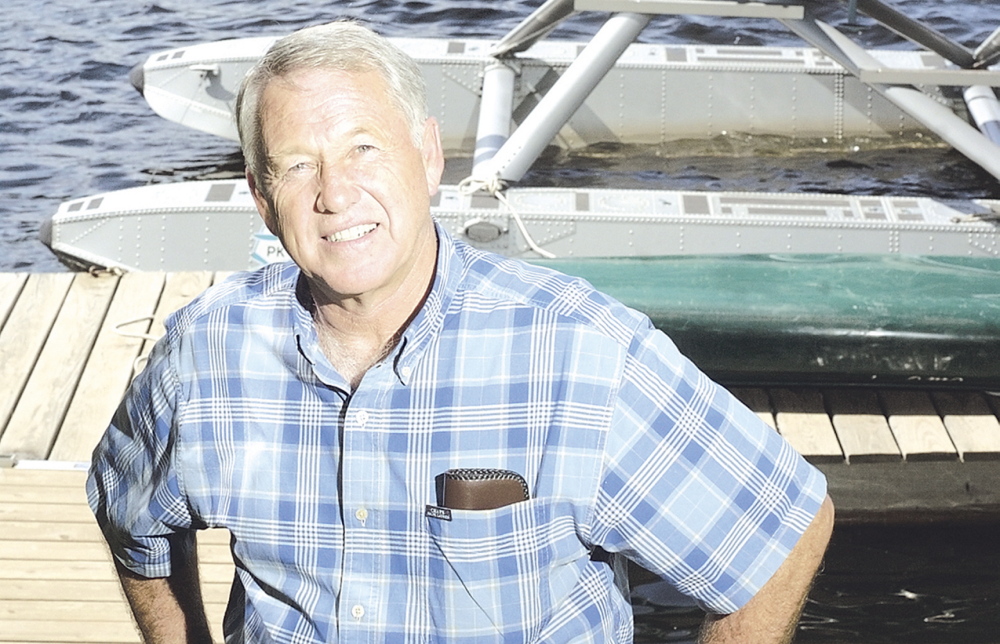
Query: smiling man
245 62 444 389
88 21 832 644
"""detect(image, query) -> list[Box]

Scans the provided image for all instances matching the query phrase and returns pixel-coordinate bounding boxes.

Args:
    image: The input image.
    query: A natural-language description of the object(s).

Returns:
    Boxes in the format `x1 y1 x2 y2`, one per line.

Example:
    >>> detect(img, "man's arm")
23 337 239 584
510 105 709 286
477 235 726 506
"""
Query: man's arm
114 540 213 644
699 494 835 644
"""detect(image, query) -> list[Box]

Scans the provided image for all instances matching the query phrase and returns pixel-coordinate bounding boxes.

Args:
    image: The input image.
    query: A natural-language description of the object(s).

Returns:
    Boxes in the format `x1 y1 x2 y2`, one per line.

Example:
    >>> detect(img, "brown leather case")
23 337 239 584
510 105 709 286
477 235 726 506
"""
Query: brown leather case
439 468 529 510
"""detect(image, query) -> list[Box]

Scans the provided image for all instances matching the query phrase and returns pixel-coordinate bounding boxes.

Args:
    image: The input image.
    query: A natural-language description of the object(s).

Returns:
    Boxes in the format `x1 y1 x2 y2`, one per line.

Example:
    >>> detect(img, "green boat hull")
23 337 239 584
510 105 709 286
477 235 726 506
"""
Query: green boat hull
535 255 1000 390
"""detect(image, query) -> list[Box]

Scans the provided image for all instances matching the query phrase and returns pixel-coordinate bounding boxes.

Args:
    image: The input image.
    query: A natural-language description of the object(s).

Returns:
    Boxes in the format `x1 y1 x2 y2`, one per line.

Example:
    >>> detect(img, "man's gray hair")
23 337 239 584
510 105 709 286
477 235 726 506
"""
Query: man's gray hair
236 21 429 191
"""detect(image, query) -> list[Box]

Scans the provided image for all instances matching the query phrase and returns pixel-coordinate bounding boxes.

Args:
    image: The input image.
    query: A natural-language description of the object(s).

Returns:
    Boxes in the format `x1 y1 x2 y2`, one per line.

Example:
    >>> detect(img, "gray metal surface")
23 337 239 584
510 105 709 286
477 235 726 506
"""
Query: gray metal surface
474 11 653 182
135 36 951 150
44 180 1000 272
574 0 805 19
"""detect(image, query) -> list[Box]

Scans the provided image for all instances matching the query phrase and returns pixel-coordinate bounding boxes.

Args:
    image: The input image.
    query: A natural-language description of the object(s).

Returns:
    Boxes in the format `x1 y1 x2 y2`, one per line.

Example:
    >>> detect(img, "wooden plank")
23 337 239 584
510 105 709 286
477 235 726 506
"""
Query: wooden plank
0 603 227 643
879 390 957 461
0 273 28 330
0 559 123 582
198 528 234 546
0 468 88 488
0 521 104 543
0 578 125 602
0 618 141 643
769 388 843 463
0 599 230 617
0 579 231 604
50 272 167 462
0 523 230 548
0 540 112 562
0 503 97 524
0 484 88 505
0 614 226 644
0 273 120 459
0 540 233 565
825 389 900 464
933 391 1000 460
0 559 234 583
0 599 132 622
730 387 776 429
136 271 213 368
0 460 230 644
0 272 75 436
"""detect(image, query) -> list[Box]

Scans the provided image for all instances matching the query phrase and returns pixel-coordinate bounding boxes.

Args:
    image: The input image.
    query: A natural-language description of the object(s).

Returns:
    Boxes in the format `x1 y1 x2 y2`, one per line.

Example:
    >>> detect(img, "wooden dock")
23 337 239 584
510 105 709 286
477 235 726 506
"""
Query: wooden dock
2 269 999 642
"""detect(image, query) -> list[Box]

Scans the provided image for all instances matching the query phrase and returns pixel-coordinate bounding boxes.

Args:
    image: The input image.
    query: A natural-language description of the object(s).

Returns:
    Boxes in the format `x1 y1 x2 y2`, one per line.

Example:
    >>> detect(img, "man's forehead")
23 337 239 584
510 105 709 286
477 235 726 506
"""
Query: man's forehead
259 68 386 121
257 71 409 160
270 65 382 94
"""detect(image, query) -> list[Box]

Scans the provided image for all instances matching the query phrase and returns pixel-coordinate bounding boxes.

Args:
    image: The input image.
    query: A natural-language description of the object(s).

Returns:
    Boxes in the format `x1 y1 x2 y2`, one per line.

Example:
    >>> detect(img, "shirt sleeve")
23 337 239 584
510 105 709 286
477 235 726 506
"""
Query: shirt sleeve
591 320 827 614
86 336 197 578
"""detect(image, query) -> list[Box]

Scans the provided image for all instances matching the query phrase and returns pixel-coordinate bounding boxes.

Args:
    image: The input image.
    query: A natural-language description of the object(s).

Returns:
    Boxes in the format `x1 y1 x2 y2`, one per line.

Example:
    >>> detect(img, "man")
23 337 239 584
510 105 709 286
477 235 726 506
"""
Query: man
88 21 833 644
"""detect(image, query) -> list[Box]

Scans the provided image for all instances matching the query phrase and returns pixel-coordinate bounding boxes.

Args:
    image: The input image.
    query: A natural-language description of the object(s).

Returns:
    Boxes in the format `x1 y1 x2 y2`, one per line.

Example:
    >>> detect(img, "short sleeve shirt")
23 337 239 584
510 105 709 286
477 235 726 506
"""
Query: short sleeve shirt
88 225 827 643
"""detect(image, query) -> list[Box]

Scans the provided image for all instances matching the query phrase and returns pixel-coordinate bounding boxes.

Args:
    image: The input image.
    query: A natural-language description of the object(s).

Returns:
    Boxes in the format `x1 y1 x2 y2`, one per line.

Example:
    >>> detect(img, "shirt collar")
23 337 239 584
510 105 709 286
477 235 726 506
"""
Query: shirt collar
289 271 351 389
391 221 464 385
289 221 466 388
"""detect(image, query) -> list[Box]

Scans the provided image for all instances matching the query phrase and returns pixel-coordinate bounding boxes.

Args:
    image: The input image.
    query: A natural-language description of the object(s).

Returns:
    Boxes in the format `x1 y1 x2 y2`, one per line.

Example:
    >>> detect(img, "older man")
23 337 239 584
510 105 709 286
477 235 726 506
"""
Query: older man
89 21 833 644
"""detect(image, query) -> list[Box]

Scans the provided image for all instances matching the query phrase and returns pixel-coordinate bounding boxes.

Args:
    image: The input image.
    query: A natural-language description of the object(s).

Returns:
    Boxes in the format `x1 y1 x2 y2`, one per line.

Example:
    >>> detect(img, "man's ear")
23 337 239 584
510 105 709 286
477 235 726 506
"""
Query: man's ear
421 117 445 197
246 168 279 236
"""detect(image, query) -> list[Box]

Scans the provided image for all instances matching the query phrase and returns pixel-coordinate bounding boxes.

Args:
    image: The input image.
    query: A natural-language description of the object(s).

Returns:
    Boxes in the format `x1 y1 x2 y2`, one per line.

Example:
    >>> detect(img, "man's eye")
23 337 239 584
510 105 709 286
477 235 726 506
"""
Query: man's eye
281 163 314 178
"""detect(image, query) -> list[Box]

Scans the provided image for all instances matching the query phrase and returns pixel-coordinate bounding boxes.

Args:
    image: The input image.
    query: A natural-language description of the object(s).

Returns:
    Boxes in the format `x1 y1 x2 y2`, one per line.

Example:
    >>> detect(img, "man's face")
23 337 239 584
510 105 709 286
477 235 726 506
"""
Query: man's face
248 67 444 307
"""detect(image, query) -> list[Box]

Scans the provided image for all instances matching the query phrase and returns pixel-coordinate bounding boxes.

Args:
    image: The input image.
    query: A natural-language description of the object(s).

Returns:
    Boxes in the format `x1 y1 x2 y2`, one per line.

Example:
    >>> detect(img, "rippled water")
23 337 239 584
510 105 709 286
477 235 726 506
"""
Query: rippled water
2 1 1000 641
4 0 1000 271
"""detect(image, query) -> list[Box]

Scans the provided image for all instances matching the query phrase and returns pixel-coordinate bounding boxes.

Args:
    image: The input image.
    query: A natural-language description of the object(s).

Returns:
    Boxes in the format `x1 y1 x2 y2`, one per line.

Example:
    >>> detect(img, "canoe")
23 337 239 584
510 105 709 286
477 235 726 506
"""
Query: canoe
542 254 1000 389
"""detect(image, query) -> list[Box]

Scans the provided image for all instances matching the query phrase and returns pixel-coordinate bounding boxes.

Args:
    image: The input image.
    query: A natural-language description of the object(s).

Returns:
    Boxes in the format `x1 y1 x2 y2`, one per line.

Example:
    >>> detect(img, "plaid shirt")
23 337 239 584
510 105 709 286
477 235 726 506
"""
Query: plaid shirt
88 225 826 643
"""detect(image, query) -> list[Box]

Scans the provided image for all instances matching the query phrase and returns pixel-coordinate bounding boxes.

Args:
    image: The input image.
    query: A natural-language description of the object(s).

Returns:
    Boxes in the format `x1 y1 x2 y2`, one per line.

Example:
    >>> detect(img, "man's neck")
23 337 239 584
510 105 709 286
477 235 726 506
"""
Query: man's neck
306 275 432 390
314 321 401 390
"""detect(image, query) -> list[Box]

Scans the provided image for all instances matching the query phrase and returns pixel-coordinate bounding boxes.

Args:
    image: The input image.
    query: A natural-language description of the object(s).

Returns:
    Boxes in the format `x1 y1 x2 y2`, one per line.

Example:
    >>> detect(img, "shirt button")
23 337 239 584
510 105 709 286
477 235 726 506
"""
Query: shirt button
355 508 369 523
351 604 365 619
355 410 369 426
401 366 412 378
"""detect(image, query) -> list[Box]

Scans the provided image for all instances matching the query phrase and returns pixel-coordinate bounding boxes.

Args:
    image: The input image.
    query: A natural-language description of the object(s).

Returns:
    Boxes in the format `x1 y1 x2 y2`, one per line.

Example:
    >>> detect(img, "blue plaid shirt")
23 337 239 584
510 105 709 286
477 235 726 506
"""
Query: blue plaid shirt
88 225 826 643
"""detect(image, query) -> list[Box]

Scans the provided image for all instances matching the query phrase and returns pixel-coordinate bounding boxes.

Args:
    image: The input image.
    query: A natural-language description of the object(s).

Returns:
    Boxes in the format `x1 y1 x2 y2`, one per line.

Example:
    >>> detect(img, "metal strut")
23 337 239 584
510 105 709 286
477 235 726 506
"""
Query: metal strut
469 0 1000 188
474 11 652 184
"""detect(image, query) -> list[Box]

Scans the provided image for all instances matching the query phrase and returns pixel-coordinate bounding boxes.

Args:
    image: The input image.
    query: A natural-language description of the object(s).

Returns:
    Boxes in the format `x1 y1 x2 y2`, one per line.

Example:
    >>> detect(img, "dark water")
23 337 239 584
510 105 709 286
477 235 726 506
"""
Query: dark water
2 1 999 640
631 520 1000 643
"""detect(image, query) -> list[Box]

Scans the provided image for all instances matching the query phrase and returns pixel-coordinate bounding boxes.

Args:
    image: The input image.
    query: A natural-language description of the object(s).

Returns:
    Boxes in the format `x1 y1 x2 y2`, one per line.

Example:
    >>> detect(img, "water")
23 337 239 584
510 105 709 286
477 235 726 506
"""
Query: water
2 1 999 640
4 0 1000 271
631 520 1000 643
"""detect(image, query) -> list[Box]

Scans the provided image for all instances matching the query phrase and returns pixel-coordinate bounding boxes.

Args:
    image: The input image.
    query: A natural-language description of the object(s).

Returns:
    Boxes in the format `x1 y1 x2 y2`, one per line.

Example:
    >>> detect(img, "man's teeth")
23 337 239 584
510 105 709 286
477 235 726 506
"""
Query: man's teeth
327 224 376 242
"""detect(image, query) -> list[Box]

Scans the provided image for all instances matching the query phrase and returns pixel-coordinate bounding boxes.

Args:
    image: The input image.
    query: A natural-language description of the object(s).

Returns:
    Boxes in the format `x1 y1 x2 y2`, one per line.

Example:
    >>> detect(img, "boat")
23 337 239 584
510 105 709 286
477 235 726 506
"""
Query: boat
126 24 967 153
123 0 1000 162
39 0 1000 389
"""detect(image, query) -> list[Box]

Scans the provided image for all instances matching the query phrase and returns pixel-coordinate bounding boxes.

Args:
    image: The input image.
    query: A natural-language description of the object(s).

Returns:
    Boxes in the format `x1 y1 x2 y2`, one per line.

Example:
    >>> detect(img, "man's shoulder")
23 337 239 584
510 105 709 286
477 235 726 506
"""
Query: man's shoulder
454 245 648 342
163 262 300 338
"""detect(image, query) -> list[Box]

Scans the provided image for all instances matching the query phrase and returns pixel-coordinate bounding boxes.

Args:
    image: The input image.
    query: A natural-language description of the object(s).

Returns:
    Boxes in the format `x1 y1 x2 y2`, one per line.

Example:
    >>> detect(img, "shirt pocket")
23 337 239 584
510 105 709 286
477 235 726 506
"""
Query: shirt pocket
424 498 588 640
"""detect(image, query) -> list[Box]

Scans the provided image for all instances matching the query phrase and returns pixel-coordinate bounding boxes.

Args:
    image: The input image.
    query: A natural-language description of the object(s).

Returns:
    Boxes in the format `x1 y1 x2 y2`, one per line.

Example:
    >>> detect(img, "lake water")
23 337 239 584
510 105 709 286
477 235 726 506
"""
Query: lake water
2 1 999 641
632 520 1000 643
4 0 1000 271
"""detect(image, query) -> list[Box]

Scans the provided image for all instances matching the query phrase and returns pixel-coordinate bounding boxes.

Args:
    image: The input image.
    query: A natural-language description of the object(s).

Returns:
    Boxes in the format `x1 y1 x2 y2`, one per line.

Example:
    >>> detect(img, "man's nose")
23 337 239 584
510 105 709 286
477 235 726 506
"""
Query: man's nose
315 164 360 214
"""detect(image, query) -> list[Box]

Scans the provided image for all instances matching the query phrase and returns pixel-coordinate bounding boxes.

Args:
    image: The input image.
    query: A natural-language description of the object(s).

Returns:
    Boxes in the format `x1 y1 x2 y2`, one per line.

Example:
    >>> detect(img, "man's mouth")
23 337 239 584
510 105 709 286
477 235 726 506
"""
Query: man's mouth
326 223 376 243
